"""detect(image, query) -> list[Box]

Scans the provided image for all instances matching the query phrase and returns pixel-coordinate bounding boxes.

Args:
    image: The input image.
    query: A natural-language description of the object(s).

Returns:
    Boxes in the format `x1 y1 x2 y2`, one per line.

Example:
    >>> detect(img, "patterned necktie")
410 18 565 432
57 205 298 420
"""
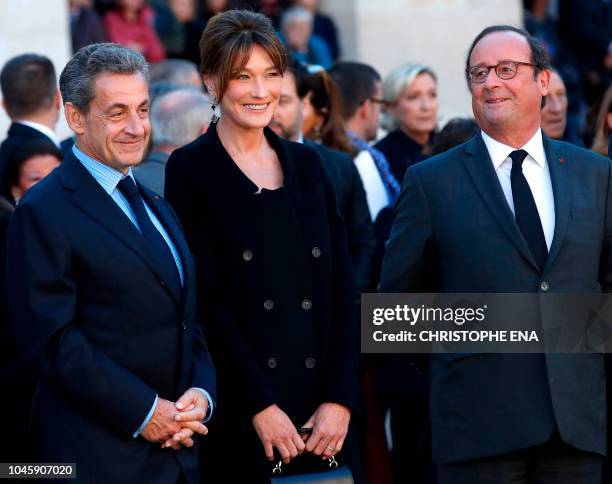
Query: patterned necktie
117 176 182 297
509 149 548 270
348 132 401 205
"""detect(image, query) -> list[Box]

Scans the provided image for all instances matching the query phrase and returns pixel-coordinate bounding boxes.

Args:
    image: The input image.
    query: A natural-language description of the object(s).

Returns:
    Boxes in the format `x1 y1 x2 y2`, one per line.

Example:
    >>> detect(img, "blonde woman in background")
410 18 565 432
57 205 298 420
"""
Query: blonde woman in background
374 63 438 184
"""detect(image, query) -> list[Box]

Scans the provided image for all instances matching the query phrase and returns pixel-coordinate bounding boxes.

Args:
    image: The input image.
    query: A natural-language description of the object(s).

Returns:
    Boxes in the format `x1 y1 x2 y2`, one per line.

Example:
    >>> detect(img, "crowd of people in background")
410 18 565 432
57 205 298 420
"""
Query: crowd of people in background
64 0 612 155
0 1 611 483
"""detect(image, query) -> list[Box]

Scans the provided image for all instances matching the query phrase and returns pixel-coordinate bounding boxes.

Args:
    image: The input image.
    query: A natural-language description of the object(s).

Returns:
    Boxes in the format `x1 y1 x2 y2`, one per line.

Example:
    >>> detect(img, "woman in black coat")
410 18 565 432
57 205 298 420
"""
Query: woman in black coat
374 63 438 185
164 10 358 482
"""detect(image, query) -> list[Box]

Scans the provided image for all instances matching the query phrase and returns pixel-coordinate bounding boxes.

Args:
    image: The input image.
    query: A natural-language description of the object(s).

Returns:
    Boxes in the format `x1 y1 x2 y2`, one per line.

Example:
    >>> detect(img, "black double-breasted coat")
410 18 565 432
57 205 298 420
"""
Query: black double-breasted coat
165 124 358 480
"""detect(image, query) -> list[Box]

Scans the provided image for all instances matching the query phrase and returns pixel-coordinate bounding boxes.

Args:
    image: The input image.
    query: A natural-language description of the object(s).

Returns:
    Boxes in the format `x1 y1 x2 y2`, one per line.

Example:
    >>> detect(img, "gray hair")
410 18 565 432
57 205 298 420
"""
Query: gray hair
151 88 212 147
59 43 149 113
281 6 314 31
149 59 200 87
381 63 437 131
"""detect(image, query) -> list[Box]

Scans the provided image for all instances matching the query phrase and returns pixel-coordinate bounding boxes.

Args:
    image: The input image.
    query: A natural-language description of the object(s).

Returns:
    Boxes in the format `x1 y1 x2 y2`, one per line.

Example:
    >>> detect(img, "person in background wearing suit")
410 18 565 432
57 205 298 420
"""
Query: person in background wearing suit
0 140 62 463
165 10 358 482
0 54 63 188
268 58 374 307
380 25 610 483
134 87 212 195
374 63 439 185
5 42 216 483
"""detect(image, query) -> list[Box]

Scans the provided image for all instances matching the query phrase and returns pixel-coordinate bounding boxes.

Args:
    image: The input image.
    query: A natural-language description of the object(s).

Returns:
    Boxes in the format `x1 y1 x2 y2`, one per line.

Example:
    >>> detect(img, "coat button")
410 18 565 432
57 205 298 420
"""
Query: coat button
301 299 312 311
311 246 321 258
264 299 274 310
182 320 187 330
305 357 316 369
242 250 253 261
267 357 277 369
540 281 549 292
160 280 167 287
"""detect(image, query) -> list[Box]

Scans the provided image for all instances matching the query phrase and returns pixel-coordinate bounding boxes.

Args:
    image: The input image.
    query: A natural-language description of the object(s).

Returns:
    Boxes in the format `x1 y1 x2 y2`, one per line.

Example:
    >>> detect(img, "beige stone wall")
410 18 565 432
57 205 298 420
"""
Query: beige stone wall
320 0 523 125
0 0 71 142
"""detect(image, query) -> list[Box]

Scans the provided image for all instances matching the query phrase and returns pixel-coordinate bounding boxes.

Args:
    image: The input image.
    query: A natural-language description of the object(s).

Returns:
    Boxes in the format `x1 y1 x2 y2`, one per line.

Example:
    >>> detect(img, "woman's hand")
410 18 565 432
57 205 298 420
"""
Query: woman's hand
252 404 305 464
302 403 351 459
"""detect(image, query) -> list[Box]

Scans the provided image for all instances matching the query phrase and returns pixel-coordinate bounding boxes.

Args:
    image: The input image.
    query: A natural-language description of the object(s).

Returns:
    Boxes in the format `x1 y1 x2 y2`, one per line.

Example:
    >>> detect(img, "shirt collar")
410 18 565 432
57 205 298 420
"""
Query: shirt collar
481 128 546 170
16 120 61 147
72 144 134 196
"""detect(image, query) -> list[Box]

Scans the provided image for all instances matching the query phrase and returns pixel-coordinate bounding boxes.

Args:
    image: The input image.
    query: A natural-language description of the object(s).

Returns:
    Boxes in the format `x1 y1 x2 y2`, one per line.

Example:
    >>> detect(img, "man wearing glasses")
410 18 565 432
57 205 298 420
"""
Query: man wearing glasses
380 25 610 483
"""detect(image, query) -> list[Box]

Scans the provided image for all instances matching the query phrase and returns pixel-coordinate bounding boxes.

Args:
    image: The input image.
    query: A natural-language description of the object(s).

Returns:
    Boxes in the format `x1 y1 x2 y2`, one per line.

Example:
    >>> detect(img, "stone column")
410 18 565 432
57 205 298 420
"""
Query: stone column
320 0 523 123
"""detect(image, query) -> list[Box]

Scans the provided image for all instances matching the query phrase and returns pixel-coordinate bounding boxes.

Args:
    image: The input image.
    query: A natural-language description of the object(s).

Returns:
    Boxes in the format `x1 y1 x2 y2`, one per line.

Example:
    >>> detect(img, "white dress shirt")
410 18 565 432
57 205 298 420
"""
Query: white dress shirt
481 129 555 250
353 149 388 222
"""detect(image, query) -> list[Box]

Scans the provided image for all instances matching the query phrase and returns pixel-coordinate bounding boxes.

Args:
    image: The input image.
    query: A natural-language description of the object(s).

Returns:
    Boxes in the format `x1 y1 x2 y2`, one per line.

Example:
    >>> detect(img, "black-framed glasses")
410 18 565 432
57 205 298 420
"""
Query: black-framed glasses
369 97 390 108
467 60 534 84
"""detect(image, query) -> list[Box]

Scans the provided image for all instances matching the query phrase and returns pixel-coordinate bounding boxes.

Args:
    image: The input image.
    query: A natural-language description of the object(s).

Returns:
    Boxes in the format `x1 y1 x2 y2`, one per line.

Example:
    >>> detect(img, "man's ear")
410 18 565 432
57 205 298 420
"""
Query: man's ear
538 69 551 97
64 102 86 135
53 89 61 111
357 99 371 122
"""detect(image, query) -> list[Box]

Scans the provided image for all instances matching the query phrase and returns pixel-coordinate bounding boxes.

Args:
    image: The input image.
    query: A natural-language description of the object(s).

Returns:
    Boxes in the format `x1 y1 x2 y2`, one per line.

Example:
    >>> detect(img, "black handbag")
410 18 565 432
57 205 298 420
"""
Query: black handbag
270 455 354 484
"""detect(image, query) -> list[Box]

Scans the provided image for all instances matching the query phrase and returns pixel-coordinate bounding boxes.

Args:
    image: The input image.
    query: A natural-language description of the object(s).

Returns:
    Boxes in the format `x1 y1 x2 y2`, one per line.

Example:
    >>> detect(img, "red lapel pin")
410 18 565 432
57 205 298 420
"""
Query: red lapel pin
559 157 566 163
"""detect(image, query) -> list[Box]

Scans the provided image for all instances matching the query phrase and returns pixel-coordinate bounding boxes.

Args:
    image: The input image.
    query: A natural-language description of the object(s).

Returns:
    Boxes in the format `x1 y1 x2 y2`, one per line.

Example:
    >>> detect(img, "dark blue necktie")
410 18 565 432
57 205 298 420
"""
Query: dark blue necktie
509 149 548 270
117 176 182 298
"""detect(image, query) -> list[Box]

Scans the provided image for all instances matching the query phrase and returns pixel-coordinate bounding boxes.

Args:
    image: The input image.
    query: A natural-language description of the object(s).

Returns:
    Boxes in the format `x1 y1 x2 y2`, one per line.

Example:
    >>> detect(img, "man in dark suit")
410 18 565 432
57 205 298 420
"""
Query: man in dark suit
0 54 63 189
268 60 375 298
6 43 216 483
134 87 211 196
380 25 610 483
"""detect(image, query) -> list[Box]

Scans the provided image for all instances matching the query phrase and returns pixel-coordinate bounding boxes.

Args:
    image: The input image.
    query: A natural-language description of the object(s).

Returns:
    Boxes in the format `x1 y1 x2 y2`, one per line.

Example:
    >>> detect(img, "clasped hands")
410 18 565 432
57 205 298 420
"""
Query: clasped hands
141 388 209 450
252 402 350 465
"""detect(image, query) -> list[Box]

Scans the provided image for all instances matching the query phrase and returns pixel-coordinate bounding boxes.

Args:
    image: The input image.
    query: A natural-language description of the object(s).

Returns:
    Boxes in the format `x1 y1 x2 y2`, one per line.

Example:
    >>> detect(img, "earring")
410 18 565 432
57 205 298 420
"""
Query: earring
211 102 219 124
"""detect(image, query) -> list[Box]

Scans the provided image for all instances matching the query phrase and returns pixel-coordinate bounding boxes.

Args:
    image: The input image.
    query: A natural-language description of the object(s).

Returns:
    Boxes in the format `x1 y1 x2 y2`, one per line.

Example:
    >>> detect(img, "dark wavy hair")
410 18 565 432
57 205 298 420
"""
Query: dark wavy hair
199 9 288 102
294 65 356 156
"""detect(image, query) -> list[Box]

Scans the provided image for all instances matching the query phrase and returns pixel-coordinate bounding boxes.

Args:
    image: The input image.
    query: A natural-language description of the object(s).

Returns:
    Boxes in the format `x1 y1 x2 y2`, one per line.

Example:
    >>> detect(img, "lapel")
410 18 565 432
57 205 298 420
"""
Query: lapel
463 134 540 271
542 136 570 273
208 123 303 208
59 152 182 308
139 185 192 311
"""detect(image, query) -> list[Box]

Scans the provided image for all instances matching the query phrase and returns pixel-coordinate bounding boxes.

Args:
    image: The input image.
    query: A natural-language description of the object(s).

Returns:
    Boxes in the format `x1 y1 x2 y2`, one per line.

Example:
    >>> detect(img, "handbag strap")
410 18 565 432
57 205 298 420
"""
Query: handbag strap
272 455 339 476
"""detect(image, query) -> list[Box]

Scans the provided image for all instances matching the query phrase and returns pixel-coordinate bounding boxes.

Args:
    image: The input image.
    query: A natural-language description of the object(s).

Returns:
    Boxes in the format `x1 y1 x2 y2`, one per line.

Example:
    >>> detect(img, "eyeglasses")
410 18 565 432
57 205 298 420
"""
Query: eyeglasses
369 98 390 108
467 60 534 84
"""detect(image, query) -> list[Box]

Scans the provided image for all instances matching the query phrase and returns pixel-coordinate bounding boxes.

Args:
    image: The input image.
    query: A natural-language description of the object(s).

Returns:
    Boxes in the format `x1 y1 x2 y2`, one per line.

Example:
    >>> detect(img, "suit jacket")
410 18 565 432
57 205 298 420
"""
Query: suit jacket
0 123 57 189
134 150 169 196
306 141 375 295
165 125 358 479
374 128 432 186
380 133 610 464
5 151 216 483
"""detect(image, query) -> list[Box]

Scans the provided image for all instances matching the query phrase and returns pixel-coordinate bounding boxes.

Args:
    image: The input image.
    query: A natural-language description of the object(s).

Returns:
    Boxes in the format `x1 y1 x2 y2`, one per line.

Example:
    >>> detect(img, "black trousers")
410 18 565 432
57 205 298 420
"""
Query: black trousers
437 432 602 484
